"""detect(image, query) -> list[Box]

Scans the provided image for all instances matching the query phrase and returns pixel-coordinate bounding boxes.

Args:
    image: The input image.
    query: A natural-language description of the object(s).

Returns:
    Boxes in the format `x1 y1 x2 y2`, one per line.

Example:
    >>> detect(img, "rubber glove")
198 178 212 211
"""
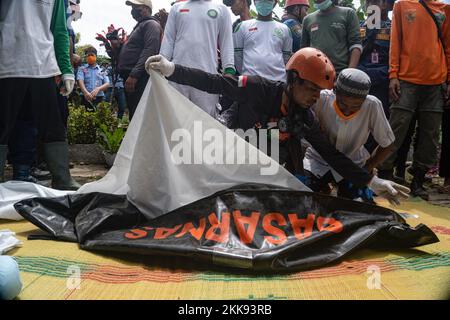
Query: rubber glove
61 73 75 96
145 55 175 77
368 175 410 206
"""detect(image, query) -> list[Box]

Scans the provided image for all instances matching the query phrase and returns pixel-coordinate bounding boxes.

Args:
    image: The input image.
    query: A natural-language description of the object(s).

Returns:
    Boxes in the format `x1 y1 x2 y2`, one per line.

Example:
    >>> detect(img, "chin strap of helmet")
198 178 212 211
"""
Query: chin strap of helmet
278 70 306 175
279 70 307 141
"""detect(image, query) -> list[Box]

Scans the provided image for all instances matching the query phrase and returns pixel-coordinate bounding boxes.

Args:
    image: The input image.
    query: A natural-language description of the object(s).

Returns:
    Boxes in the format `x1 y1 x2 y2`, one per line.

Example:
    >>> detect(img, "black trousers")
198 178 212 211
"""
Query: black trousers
8 112 37 166
0 78 66 145
440 108 450 178
120 72 149 120
57 94 69 128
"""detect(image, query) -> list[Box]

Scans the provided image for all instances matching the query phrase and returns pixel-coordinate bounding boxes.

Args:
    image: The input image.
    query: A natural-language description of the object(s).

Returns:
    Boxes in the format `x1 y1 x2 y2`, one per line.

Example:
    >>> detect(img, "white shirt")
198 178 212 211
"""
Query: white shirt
0 0 61 79
160 0 234 74
304 90 395 181
233 19 293 82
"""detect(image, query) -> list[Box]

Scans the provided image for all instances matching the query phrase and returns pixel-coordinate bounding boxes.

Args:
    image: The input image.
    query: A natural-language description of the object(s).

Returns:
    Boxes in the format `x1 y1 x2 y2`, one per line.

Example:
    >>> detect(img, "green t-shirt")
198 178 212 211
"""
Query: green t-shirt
301 6 362 73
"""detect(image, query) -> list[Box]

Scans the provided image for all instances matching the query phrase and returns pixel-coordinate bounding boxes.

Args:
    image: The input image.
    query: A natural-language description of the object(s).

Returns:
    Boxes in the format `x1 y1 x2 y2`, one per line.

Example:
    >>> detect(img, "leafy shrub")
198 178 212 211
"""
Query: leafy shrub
67 102 119 145
98 124 125 153
67 105 97 144
94 102 118 133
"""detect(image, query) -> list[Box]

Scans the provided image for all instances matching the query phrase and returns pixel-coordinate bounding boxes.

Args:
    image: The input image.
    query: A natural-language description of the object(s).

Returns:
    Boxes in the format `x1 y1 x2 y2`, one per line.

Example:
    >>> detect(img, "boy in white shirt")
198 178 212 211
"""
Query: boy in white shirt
233 0 293 82
303 68 395 202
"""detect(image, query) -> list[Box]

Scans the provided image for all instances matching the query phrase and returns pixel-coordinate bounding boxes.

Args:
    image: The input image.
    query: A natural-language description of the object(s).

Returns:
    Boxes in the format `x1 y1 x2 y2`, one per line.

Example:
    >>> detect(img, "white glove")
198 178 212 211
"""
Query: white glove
368 175 410 206
145 54 175 77
61 74 75 96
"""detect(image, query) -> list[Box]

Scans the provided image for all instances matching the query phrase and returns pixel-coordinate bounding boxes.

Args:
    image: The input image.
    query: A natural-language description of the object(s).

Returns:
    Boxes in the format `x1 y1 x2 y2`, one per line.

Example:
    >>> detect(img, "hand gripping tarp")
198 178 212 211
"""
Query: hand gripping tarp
0 71 305 220
14 184 438 272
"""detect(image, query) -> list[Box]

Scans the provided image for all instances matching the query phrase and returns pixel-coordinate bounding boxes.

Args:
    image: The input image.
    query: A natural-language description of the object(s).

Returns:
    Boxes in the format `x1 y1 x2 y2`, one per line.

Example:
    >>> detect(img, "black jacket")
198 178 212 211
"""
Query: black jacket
168 65 373 187
118 17 162 79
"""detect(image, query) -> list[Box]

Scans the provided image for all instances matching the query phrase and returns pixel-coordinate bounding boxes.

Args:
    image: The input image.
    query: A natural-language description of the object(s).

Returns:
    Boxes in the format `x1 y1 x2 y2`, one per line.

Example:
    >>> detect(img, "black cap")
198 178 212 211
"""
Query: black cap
336 68 371 98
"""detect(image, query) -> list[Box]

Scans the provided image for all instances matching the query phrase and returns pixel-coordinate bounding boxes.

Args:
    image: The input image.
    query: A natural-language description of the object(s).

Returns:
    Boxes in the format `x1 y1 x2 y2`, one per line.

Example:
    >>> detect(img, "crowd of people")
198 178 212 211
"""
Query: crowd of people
0 0 449 300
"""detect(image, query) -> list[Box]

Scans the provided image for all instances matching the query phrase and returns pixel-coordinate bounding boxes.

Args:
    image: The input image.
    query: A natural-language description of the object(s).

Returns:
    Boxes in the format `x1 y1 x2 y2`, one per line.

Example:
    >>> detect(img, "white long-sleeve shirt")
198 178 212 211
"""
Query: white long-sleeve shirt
233 19 292 82
160 0 234 74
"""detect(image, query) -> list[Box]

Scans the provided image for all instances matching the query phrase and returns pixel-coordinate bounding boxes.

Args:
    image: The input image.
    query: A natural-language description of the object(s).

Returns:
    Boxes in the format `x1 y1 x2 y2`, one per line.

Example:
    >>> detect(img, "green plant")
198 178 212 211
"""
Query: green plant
98 124 125 154
67 105 98 144
94 102 119 132
67 101 120 145
117 114 130 129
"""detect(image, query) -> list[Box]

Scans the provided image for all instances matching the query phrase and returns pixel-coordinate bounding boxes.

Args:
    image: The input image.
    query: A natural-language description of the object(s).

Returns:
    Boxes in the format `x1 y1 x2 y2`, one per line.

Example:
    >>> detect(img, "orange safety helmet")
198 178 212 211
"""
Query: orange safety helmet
286 47 336 90
285 0 310 8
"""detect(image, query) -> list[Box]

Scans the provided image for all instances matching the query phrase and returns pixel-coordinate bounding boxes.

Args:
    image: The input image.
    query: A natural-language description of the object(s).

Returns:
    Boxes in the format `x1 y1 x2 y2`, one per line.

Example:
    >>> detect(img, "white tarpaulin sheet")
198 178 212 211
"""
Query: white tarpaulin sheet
0 71 307 220
0 182 75 220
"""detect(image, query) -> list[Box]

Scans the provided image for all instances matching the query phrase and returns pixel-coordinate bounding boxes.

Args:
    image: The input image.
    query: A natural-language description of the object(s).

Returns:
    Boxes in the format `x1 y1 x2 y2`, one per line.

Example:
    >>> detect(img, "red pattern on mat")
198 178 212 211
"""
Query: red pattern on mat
74 260 395 284
431 226 450 235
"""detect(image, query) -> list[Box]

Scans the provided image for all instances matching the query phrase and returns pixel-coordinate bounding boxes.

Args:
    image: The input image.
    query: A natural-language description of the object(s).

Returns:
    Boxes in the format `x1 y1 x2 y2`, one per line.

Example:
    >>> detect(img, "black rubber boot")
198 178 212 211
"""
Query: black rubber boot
13 164 39 183
407 166 432 184
0 145 7 183
43 141 81 191
393 165 406 185
410 167 429 200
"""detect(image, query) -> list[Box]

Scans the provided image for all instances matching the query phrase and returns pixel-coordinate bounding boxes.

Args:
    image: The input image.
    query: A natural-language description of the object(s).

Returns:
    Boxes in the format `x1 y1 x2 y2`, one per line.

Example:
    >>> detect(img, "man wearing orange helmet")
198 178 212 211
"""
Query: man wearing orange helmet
145 48 409 205
282 0 310 53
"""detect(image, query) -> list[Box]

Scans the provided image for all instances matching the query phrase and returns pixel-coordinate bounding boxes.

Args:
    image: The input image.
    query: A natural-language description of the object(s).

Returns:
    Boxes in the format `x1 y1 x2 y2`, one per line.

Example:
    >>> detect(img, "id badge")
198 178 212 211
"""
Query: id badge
371 52 379 64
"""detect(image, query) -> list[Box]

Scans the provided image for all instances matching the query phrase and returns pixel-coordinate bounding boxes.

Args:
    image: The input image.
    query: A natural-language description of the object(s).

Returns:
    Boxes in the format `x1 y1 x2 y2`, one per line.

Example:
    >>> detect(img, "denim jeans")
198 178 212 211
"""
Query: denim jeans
0 256 22 300
114 87 127 119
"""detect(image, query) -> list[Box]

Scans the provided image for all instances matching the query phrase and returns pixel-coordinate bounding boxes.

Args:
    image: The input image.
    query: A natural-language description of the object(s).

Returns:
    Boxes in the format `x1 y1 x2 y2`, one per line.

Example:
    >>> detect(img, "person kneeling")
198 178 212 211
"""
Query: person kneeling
303 68 395 203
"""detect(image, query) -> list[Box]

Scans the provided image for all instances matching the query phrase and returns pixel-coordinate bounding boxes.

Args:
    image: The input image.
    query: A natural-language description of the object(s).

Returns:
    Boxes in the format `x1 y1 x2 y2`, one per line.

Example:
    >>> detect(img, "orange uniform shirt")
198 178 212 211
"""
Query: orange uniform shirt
389 0 450 85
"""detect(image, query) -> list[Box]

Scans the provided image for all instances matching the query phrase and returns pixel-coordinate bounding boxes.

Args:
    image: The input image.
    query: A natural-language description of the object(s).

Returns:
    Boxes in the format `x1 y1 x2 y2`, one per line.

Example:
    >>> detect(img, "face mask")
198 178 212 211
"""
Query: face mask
87 55 97 65
255 0 274 17
131 8 143 20
314 0 333 11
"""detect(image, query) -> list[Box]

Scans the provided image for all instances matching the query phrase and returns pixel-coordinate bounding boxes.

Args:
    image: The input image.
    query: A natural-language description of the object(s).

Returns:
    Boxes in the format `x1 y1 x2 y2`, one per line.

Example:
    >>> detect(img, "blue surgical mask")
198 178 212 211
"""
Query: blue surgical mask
255 0 274 17
314 0 333 11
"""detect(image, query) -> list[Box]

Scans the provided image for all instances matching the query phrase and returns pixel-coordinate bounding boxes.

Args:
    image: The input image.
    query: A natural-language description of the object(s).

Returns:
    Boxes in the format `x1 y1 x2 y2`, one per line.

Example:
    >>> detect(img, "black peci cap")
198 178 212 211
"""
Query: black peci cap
223 0 251 7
